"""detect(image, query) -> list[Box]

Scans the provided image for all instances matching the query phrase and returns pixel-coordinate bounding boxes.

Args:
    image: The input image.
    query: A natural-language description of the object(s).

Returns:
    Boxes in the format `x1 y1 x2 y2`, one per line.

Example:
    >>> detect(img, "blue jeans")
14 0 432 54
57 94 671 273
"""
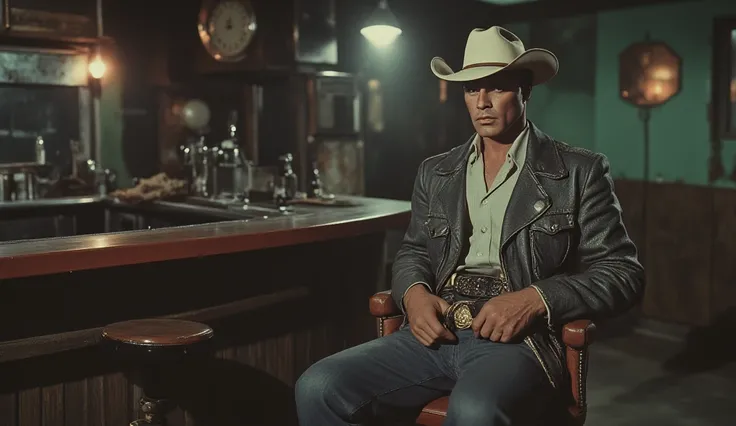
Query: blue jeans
295 327 562 426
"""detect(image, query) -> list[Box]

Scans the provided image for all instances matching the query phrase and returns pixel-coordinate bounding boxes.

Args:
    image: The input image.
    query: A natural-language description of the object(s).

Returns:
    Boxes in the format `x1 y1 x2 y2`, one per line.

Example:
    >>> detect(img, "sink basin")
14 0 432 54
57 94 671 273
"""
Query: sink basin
105 196 307 233
182 196 297 219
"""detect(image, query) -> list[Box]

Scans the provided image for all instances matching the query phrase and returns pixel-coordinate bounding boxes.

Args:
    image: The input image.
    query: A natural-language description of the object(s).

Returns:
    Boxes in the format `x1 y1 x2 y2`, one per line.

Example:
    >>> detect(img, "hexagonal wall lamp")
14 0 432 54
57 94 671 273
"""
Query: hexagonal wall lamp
618 36 682 231
619 39 682 108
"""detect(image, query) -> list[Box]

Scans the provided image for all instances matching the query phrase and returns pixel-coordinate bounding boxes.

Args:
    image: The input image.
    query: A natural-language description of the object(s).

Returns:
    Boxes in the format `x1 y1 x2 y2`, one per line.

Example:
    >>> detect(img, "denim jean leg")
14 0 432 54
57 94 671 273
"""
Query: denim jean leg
444 333 556 426
295 327 455 426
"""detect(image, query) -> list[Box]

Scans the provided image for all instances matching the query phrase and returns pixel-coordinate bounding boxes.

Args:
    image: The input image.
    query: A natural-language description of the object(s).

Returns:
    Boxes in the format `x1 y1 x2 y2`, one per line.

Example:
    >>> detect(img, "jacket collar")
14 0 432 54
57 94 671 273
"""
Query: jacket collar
433 121 568 180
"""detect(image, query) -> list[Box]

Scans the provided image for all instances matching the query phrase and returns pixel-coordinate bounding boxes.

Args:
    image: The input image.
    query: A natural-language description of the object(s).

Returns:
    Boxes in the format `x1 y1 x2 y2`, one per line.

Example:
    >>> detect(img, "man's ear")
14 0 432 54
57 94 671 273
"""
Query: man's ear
522 86 532 103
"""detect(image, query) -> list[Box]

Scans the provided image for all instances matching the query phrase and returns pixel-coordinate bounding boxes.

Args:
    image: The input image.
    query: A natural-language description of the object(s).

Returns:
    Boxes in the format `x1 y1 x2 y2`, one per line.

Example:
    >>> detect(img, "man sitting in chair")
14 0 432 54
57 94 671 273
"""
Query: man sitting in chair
296 26 644 426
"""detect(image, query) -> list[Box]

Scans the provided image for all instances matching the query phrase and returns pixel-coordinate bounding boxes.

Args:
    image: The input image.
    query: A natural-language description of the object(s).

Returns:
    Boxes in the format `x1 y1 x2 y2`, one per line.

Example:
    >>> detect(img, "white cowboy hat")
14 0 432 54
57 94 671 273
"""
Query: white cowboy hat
431 26 558 85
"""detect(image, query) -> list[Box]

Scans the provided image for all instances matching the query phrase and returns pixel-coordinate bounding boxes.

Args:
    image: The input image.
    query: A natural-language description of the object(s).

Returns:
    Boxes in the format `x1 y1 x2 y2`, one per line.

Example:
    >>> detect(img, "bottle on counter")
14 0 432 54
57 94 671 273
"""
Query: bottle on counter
278 153 298 201
213 110 253 201
308 162 319 197
35 136 46 165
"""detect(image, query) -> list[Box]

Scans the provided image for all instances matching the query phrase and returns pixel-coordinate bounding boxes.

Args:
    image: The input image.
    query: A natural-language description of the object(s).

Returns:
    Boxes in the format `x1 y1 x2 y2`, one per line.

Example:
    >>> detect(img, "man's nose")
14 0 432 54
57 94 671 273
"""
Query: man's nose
476 89 491 109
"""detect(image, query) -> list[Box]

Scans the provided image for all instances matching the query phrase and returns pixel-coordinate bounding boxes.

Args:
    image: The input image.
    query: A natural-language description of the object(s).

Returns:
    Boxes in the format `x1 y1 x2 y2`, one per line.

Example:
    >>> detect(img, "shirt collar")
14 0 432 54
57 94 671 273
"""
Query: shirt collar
469 122 530 166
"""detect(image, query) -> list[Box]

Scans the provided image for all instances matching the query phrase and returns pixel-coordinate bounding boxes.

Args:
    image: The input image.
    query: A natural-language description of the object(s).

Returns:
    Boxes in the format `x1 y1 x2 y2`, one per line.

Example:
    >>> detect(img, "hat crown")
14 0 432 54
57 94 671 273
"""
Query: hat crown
463 26 526 68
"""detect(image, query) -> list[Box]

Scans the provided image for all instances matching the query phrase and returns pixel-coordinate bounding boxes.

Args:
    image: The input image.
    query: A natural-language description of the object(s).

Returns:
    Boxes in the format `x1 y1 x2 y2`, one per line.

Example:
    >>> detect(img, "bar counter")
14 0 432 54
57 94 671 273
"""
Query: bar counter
0 196 410 279
0 195 409 426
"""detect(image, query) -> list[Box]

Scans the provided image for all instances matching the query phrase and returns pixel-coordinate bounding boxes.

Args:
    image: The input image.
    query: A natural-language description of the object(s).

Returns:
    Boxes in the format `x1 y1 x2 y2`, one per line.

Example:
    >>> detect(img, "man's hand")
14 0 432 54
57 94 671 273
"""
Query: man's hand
403 285 457 346
471 287 547 342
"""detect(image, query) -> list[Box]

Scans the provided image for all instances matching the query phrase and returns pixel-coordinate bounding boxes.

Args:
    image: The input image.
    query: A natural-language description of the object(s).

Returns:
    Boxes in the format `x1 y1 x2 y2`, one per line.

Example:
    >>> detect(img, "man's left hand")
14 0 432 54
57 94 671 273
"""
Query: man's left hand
471 287 547 342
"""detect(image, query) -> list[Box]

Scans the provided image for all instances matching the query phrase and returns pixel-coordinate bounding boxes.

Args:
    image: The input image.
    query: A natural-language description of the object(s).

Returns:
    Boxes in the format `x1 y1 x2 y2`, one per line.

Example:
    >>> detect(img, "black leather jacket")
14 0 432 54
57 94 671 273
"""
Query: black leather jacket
391 122 644 392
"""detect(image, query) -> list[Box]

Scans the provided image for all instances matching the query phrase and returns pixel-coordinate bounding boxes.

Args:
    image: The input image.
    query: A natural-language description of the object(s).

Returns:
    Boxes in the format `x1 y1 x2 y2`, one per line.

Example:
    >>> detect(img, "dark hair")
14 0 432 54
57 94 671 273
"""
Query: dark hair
517 69 533 89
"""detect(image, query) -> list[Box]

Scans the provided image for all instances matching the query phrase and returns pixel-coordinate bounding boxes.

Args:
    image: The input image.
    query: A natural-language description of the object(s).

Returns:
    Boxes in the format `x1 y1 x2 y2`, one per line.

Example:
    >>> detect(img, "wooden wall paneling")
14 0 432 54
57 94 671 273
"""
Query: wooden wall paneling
63 379 88 426
18 388 41 426
103 372 128 426
229 326 297 423
167 395 186 426
131 382 143 426
710 188 736 321
0 392 16 426
643 183 713 325
292 322 344 386
245 334 295 385
41 382 64 426
184 406 197 426
86 376 105 425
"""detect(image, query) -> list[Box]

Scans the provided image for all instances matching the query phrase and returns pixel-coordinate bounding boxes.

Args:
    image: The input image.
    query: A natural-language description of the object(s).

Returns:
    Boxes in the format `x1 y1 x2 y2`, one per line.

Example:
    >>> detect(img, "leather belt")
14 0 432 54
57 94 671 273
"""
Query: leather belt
441 272 507 332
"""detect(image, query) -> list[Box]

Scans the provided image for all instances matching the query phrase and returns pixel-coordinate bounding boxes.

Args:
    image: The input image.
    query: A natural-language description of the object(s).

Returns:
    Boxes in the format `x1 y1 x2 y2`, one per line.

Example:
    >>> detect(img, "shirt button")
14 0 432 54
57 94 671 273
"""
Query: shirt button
481 226 488 233
476 252 483 257
482 200 488 205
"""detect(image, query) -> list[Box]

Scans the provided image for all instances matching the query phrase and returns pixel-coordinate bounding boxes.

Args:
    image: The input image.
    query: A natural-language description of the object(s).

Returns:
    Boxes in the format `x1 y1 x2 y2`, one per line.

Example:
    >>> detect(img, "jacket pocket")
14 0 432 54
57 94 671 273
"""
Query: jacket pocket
424 216 450 279
529 213 575 279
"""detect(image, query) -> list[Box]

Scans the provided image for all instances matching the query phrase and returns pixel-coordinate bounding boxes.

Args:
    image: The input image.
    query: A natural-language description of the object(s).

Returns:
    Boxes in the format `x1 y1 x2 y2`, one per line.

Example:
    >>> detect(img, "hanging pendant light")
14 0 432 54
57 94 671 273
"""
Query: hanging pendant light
360 0 402 48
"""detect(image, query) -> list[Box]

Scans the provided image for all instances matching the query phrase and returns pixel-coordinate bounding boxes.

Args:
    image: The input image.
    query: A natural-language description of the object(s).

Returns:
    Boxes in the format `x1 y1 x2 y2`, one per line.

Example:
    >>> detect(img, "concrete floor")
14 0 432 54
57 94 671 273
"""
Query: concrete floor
586 319 736 426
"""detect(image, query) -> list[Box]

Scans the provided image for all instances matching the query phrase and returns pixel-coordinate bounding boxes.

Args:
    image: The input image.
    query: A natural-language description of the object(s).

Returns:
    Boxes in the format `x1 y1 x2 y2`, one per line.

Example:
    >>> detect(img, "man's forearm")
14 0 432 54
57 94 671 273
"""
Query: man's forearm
533 259 644 325
529 285 552 326
391 248 434 313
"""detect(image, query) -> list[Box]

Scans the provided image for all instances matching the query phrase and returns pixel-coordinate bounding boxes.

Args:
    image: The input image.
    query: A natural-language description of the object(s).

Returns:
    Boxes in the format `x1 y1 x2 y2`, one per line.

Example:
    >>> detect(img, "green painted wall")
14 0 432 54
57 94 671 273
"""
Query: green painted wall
504 17 598 152
596 0 736 186
508 0 736 187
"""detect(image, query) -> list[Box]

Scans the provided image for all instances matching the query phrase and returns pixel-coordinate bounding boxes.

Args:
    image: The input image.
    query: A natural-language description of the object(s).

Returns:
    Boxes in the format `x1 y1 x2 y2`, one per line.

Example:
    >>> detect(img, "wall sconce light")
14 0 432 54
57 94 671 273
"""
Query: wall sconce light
619 40 681 108
618 38 682 181
360 0 402 48
618 36 682 236
88 45 106 80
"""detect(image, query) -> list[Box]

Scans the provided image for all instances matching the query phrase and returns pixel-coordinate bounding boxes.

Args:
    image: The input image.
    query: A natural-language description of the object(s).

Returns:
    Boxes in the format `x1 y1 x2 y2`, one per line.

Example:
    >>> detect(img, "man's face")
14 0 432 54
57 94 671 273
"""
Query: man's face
463 71 528 140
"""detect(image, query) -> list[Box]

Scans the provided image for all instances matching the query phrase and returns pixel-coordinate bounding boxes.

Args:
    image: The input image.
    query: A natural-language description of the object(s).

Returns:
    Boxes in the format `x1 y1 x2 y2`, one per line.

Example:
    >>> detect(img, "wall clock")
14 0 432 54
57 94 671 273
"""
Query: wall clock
197 0 257 62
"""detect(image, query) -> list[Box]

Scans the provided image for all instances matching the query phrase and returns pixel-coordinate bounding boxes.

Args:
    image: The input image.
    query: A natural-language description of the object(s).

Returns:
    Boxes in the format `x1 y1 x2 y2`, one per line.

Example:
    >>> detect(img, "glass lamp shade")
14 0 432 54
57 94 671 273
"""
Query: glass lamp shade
619 41 681 107
361 2 402 47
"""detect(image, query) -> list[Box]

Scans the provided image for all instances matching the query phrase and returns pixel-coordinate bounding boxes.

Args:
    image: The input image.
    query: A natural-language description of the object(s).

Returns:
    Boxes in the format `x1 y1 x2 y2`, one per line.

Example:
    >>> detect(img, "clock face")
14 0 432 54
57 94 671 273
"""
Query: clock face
198 0 257 62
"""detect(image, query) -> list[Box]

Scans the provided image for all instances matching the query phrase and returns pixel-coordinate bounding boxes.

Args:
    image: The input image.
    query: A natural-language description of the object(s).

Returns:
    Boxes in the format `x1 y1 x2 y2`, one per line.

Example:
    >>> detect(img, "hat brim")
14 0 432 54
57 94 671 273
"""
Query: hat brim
430 48 559 85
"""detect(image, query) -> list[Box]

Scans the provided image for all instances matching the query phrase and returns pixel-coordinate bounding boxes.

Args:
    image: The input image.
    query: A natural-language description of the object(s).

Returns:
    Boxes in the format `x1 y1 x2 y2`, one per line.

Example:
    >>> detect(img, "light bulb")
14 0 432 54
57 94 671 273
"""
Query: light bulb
89 55 106 79
361 25 402 47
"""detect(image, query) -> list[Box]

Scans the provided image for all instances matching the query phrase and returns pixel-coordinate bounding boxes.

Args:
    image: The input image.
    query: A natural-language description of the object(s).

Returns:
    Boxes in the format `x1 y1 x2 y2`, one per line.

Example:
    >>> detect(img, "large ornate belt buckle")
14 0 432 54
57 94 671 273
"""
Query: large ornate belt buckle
445 301 474 331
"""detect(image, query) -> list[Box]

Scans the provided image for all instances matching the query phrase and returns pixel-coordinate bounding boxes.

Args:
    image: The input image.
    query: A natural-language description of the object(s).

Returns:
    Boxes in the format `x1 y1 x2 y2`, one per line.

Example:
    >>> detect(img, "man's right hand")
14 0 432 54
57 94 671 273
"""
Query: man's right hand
403 285 457 346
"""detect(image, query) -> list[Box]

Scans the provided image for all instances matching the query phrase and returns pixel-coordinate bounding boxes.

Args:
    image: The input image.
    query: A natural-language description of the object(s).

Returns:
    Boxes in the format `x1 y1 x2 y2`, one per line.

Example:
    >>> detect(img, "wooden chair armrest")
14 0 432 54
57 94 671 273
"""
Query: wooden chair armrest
562 320 596 349
562 319 595 424
370 290 402 317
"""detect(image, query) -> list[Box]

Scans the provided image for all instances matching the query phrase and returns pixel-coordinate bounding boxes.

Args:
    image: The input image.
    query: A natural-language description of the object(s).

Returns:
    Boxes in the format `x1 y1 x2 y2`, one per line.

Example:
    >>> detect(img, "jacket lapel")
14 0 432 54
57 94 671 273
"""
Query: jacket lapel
501 123 568 247
432 135 473 275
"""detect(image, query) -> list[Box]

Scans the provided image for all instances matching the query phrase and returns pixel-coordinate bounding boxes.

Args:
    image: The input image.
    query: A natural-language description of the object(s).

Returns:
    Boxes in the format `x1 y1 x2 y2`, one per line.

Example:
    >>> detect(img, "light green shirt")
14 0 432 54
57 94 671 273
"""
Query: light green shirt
457 125 529 275
403 123 551 324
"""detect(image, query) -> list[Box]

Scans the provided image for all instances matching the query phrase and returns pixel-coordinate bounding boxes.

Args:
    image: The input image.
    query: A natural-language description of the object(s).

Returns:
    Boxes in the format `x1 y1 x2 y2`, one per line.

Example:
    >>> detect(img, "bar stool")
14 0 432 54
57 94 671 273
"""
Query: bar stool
102 318 214 426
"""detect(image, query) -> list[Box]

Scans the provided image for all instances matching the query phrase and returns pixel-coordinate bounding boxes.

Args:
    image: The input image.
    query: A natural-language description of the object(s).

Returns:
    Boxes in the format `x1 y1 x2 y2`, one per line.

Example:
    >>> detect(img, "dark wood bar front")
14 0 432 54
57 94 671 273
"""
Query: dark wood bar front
0 197 410 426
